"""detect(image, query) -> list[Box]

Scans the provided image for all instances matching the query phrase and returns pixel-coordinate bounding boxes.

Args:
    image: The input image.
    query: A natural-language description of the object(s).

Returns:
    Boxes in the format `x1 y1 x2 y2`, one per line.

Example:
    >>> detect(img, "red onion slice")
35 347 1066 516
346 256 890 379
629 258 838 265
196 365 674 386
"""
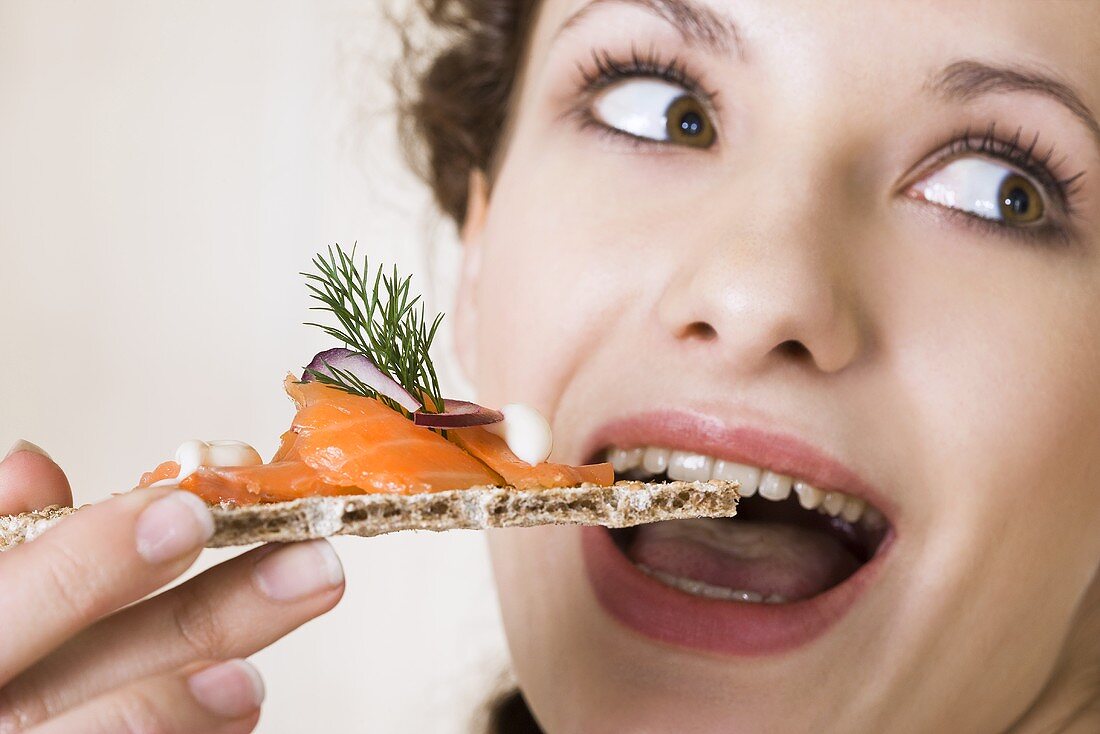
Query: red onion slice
302 347 422 412
413 399 504 428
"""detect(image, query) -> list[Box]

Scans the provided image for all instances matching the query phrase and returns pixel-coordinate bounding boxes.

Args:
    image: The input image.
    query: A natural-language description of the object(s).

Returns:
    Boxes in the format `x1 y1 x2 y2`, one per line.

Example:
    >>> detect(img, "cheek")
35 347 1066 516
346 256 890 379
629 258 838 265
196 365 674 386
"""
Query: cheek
876 237 1100 582
469 131 723 417
469 146 638 413
883 285 1100 718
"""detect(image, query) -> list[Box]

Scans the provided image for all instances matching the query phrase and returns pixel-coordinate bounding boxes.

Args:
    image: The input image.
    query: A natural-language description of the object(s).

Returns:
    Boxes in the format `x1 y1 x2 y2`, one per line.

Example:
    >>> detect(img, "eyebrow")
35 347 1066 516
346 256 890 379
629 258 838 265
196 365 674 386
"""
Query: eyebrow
930 60 1100 146
556 0 744 59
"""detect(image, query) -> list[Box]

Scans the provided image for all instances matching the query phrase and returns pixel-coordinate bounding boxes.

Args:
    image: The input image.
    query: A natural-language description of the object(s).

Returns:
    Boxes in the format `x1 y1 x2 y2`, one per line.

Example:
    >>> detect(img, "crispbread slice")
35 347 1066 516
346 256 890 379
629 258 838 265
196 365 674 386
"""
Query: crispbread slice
0 480 738 551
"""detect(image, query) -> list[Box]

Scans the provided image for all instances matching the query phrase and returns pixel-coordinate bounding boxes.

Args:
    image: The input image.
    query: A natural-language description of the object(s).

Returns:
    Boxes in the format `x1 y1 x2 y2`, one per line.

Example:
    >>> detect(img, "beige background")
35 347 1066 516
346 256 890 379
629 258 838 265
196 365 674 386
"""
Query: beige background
0 1 511 731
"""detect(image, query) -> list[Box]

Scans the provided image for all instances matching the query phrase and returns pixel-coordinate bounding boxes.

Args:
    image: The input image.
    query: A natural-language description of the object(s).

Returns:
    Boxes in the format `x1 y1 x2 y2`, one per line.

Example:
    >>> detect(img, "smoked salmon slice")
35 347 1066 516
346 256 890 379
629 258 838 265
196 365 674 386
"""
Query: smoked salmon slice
137 378 614 505
287 380 503 493
271 429 300 462
182 463 360 504
449 426 614 490
139 379 505 504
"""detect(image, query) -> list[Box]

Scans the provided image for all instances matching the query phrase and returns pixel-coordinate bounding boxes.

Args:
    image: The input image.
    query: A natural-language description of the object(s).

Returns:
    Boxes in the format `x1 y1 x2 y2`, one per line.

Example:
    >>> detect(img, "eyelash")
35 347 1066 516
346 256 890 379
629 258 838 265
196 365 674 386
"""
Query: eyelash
913 122 1087 246
570 46 718 148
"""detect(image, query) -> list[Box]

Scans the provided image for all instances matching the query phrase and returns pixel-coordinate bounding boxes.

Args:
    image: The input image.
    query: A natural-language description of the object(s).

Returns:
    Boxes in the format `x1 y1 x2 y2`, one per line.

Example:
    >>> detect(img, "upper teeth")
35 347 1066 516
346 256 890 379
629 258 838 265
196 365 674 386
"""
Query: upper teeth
606 445 882 528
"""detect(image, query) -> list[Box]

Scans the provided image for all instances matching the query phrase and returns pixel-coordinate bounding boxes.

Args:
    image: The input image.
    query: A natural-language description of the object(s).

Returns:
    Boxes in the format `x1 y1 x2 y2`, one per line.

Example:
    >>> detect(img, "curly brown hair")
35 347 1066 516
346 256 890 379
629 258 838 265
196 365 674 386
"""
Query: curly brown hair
397 0 538 226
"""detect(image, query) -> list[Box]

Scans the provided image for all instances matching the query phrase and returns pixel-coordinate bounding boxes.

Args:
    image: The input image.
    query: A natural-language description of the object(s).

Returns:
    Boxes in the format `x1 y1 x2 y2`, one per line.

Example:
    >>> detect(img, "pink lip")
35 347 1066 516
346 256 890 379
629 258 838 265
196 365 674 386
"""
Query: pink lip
582 527 892 656
578 410 896 657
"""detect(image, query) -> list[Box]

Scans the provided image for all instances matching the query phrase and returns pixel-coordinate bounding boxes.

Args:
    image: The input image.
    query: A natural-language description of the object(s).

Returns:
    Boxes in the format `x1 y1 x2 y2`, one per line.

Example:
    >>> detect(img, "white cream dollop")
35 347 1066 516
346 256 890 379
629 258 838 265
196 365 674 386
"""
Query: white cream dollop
486 404 553 466
152 439 263 486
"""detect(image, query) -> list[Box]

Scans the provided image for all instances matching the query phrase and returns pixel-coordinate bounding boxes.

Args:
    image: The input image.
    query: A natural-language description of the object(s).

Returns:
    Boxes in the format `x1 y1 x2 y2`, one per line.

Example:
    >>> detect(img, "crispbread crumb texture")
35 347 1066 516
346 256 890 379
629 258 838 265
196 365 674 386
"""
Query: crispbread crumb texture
0 480 738 551
205 480 739 547
0 505 76 552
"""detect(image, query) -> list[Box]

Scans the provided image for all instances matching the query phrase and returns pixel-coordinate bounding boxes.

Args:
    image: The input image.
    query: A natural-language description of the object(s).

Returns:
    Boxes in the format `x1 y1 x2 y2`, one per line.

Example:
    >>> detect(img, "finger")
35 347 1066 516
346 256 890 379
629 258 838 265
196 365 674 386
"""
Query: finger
4 541 344 724
25 660 263 734
0 488 213 686
0 441 72 514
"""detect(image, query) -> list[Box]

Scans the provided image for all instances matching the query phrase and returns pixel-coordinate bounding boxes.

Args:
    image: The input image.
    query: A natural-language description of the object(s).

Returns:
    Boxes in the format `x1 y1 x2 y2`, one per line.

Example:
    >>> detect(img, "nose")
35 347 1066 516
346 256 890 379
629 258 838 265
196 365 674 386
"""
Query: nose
656 211 867 376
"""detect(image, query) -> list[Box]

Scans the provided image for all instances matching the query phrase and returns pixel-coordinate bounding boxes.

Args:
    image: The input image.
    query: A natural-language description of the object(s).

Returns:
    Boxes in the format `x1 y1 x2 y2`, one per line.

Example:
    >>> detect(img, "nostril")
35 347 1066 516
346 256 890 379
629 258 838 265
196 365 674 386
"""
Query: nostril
683 321 718 341
776 339 812 360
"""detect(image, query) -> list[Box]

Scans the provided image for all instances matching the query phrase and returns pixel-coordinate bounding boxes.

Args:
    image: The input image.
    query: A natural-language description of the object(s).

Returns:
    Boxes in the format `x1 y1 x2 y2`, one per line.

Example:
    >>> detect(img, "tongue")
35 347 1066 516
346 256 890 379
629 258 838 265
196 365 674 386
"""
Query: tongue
627 519 861 602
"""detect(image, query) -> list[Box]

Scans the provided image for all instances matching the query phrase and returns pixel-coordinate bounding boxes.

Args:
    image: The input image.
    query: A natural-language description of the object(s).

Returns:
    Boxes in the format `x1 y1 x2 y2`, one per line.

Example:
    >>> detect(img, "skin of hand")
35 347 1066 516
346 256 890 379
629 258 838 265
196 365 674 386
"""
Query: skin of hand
0 441 346 734
448 0 1100 731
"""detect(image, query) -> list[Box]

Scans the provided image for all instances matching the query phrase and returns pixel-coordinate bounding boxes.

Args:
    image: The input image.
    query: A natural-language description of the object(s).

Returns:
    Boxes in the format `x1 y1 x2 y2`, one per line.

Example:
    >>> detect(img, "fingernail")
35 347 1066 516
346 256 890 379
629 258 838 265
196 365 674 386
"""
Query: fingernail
5 439 51 461
252 539 344 601
135 491 214 563
188 659 265 718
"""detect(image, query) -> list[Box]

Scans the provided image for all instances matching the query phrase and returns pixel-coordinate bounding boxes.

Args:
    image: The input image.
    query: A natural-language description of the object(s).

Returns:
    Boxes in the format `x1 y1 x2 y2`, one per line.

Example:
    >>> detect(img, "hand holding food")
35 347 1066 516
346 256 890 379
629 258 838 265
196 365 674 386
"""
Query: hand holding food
0 442 344 732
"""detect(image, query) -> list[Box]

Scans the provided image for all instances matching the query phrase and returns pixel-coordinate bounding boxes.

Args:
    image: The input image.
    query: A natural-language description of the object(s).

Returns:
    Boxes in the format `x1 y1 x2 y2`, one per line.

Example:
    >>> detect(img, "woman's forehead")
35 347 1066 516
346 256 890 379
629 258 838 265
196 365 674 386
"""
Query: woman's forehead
530 0 1100 103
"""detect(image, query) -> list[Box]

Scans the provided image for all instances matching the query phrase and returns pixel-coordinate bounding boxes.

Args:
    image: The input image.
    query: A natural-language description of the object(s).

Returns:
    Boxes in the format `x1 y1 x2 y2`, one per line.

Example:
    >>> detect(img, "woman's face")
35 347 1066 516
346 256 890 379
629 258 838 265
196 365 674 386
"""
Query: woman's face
455 0 1100 730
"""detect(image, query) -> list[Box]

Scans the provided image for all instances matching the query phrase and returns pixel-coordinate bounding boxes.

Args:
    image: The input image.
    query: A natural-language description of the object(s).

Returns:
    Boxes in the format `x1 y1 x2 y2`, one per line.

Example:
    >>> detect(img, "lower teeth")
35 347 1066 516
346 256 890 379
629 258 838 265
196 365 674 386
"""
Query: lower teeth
635 564 788 604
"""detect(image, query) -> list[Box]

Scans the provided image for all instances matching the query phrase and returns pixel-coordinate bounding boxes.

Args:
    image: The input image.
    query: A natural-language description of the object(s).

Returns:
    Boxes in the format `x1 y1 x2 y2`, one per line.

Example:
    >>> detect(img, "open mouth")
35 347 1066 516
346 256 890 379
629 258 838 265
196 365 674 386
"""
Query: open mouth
604 445 891 605
579 432 896 656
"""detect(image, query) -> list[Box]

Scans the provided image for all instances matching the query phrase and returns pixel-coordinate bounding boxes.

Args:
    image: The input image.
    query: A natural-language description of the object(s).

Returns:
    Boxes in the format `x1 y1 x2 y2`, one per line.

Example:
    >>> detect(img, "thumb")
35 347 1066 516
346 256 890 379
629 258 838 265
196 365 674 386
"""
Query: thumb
0 440 73 514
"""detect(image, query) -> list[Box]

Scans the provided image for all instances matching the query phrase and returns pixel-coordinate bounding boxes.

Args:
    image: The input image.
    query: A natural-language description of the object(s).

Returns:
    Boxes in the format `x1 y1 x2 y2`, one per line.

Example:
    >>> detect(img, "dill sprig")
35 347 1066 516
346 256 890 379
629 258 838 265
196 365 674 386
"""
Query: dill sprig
302 244 444 412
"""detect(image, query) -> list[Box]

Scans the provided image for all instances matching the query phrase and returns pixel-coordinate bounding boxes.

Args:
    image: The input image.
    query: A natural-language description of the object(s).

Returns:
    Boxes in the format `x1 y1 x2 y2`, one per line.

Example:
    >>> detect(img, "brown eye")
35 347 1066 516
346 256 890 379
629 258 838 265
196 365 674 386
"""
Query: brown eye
908 157 1051 228
590 79 716 149
666 95 715 148
998 173 1043 224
